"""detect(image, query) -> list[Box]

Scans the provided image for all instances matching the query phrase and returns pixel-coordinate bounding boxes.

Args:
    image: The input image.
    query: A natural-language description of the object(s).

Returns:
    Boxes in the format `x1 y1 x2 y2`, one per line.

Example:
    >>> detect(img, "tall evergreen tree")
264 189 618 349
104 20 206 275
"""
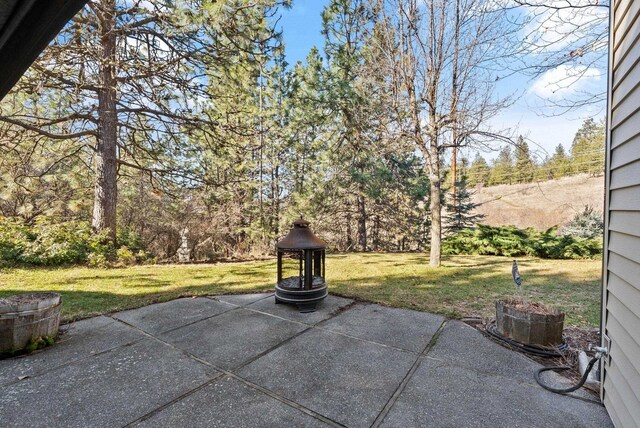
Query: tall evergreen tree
0 0 551 262
514 136 535 183
549 144 571 179
535 154 551 181
570 118 605 176
489 146 514 185
321 0 376 251
468 153 491 186
0 0 286 242
274 48 332 231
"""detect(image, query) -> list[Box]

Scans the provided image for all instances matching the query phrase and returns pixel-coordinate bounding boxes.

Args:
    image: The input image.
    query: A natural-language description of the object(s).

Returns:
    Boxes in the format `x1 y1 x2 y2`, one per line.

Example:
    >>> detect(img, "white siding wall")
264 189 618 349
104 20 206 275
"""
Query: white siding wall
604 1 640 426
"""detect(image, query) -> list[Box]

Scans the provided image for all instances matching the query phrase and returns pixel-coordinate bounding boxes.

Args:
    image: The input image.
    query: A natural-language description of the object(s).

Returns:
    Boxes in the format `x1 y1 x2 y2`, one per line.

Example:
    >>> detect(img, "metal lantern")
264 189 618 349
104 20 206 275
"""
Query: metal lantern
275 219 327 312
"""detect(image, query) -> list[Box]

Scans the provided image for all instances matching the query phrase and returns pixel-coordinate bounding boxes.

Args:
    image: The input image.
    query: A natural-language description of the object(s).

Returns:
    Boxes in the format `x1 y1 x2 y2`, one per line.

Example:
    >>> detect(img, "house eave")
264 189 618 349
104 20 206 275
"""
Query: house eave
0 0 88 101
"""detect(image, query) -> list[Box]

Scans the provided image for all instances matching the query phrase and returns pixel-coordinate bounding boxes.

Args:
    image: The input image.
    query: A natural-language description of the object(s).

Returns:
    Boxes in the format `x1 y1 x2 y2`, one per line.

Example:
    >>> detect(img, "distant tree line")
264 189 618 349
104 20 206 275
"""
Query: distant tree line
467 118 605 187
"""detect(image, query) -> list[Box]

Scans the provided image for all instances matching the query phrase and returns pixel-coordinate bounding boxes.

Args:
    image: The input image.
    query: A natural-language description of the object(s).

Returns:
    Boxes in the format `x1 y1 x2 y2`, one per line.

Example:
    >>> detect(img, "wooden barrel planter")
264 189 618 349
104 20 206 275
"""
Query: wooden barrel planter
495 299 564 347
0 293 62 354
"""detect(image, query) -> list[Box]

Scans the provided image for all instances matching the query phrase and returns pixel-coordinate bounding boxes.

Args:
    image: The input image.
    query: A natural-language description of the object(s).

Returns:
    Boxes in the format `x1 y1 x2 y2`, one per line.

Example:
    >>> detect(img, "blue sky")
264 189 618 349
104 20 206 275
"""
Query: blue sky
278 0 327 67
277 0 606 162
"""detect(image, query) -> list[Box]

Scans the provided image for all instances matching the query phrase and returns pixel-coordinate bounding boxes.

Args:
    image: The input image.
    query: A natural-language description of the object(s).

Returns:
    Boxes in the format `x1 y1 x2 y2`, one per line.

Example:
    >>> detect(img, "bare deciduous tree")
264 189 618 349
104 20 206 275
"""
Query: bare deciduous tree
373 0 512 266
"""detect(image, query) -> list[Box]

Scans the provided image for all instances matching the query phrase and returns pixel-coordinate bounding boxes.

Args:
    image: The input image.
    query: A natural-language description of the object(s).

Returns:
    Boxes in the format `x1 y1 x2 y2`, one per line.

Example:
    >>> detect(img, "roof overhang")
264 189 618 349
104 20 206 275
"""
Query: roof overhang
0 0 88 101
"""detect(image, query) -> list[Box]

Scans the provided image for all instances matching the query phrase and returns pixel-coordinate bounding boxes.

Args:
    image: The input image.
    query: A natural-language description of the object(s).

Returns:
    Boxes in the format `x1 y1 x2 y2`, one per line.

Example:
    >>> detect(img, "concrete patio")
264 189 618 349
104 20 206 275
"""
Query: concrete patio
0 293 612 427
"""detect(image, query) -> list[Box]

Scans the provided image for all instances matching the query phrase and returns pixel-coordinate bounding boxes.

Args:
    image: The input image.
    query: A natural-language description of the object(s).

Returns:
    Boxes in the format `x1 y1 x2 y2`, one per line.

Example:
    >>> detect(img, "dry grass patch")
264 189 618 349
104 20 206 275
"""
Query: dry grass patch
473 174 604 229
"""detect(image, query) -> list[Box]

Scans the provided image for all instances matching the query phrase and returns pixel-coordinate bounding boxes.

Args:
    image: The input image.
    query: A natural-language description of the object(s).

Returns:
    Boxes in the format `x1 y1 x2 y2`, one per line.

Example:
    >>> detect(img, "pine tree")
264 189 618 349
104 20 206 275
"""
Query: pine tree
488 146 513 185
535 155 551 181
444 173 485 235
570 118 605 176
0 0 286 242
468 153 491 186
514 136 535 183
549 144 571 179
321 0 378 251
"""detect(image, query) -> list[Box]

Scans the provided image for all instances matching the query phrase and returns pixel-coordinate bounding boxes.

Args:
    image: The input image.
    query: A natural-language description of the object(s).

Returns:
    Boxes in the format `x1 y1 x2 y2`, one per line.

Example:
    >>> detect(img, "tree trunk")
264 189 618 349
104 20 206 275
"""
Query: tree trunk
373 215 380 251
92 0 118 242
271 164 280 249
346 211 353 251
357 193 367 251
428 143 442 267
450 0 461 209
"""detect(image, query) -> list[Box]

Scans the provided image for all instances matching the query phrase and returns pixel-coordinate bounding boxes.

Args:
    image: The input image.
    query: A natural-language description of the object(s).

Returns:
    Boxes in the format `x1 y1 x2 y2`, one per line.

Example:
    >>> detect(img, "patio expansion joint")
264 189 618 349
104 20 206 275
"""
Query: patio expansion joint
313 324 421 355
242 306 314 327
108 301 241 338
206 292 274 306
122 374 226 427
370 319 448 428
222 371 348 428
244 301 421 355
233 325 315 372
116 318 346 428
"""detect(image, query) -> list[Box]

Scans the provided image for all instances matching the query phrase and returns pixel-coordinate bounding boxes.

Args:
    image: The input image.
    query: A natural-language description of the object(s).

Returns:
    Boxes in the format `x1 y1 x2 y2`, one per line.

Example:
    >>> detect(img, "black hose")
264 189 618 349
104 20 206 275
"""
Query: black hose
485 321 568 357
534 356 599 394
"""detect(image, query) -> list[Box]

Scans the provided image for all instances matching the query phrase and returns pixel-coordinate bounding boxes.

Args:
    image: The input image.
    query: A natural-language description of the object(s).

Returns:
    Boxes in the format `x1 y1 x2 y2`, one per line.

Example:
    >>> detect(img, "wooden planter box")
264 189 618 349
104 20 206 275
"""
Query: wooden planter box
0 293 62 354
495 299 564 347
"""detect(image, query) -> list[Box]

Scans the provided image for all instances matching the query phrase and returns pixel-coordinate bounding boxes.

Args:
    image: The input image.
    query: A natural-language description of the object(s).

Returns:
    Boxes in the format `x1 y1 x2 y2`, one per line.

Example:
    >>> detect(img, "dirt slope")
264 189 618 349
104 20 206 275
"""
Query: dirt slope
471 174 605 230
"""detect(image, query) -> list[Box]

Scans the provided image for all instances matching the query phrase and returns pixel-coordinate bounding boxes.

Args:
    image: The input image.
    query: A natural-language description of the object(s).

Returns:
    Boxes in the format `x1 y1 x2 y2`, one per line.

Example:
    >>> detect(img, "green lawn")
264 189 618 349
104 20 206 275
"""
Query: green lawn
0 253 603 327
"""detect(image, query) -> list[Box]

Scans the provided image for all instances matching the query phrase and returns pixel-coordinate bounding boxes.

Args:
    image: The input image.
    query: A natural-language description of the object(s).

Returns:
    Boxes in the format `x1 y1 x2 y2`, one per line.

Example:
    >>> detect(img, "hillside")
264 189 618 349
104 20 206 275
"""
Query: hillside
471 174 605 230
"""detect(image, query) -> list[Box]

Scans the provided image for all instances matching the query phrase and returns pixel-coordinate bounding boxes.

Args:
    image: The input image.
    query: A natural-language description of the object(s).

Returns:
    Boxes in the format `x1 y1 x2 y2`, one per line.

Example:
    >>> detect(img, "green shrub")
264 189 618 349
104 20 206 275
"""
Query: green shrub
116 246 137 266
443 225 602 259
21 219 91 265
87 252 110 268
117 228 145 253
0 217 115 266
0 218 32 264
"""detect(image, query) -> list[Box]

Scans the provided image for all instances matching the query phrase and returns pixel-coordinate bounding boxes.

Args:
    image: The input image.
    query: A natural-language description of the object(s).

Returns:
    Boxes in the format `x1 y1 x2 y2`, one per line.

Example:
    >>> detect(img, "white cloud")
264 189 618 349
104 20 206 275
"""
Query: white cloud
521 0 608 53
530 64 601 98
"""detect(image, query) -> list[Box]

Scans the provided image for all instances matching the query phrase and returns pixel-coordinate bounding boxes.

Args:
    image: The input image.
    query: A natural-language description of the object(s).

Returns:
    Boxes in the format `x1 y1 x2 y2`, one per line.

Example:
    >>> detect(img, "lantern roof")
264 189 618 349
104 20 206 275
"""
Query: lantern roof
276 219 326 250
